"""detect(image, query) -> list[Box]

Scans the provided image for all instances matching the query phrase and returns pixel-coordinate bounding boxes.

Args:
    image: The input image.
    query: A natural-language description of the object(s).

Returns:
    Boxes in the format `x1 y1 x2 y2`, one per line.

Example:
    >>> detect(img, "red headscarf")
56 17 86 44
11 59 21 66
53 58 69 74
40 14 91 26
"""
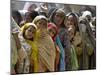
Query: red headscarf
48 22 58 41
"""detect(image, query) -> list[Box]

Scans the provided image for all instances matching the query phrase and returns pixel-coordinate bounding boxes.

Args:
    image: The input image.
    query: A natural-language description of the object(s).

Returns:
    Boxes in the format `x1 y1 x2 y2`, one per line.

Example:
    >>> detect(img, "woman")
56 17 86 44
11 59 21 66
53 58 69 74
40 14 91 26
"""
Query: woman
33 15 56 72
65 12 83 70
20 11 39 27
47 22 65 71
49 9 71 71
79 17 95 69
67 25 79 70
17 23 38 73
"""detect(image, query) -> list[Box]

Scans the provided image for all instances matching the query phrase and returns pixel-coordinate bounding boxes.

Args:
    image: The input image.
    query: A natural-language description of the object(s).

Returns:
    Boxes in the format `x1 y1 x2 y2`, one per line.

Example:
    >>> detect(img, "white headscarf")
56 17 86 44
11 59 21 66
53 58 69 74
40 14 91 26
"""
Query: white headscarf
82 11 92 20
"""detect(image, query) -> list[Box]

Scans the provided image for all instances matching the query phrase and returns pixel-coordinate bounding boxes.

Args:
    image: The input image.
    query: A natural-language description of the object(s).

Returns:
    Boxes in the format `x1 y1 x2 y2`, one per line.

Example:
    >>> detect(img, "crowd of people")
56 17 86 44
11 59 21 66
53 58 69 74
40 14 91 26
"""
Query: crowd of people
11 2 96 75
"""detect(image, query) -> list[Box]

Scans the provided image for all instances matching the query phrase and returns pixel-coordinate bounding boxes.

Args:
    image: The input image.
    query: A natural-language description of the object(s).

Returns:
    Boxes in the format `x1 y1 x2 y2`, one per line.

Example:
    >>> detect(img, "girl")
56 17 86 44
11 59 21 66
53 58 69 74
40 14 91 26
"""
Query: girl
33 15 56 72
49 9 71 70
68 26 79 70
65 13 83 70
17 23 38 73
48 22 66 71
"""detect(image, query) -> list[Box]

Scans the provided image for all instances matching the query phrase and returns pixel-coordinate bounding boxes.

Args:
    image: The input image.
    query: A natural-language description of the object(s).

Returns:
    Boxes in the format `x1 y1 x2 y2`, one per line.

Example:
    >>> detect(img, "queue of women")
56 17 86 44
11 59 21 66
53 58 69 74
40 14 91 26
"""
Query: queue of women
11 3 96 74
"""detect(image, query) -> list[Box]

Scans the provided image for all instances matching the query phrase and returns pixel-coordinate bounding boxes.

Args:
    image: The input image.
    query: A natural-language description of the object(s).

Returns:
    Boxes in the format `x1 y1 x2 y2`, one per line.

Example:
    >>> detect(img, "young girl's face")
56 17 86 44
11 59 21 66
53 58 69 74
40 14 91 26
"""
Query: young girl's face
25 26 36 40
54 13 64 26
48 28 56 38
68 26 75 41
36 19 47 29
66 15 75 28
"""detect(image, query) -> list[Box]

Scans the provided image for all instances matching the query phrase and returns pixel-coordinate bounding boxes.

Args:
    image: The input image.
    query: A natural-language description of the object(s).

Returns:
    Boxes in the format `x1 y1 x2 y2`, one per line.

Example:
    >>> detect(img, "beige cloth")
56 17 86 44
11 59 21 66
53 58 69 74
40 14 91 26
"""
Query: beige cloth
37 30 56 72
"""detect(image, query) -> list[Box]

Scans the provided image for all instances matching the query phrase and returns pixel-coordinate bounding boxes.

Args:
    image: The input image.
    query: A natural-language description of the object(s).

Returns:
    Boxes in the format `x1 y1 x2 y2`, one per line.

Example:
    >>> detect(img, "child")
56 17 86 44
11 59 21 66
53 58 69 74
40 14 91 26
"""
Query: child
48 22 60 71
68 25 79 70
17 23 38 73
48 22 65 71
33 15 56 72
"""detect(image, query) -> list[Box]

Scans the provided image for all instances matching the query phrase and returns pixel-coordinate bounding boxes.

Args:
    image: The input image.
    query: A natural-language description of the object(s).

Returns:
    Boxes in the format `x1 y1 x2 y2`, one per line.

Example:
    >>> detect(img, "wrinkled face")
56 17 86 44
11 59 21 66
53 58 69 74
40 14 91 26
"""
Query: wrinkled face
48 28 56 38
68 26 75 40
36 19 47 29
25 26 36 40
54 13 64 26
66 15 75 28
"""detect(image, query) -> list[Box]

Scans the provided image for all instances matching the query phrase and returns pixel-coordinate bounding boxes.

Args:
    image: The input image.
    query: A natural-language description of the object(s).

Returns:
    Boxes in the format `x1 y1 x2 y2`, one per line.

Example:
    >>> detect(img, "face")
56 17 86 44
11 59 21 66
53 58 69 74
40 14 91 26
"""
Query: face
48 28 56 38
54 13 64 26
25 26 36 40
68 26 75 41
25 13 33 22
36 19 47 29
66 15 75 28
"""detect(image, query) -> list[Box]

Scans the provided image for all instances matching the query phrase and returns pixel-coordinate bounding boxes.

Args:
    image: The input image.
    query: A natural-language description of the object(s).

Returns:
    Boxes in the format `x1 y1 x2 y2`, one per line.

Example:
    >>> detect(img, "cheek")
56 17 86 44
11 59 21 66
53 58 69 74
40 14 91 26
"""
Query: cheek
25 30 33 39
59 19 63 23
71 33 74 39
25 30 29 37
49 32 54 37
36 23 40 29
69 32 74 38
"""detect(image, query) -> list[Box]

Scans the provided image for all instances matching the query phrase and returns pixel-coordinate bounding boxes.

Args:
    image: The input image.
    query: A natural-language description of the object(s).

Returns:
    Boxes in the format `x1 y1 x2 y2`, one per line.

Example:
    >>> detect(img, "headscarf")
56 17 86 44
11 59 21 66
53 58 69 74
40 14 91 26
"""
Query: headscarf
56 9 65 17
21 23 37 32
65 12 79 31
21 23 38 72
33 16 56 71
82 11 92 21
33 15 48 25
47 22 58 41
49 9 66 27
49 9 72 70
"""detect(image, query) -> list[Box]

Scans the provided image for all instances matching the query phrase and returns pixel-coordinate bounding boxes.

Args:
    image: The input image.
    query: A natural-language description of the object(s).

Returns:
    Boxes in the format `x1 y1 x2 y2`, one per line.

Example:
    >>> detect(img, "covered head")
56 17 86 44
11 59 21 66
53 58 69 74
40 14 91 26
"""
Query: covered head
82 11 92 22
47 22 58 41
33 15 48 29
21 23 37 40
65 12 79 31
24 11 39 23
49 8 66 27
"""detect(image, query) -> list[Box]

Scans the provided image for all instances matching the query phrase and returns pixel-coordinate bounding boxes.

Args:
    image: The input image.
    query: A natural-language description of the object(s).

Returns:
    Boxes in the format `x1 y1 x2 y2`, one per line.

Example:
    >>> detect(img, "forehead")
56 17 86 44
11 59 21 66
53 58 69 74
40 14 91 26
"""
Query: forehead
27 25 36 30
55 12 64 17
38 19 47 23
68 15 74 19
49 27 56 31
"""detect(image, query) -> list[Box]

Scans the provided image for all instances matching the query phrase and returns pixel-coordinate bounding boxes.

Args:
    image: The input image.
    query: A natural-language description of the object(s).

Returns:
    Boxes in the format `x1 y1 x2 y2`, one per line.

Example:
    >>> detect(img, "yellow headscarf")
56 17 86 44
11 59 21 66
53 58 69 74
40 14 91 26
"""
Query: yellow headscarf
21 23 38 72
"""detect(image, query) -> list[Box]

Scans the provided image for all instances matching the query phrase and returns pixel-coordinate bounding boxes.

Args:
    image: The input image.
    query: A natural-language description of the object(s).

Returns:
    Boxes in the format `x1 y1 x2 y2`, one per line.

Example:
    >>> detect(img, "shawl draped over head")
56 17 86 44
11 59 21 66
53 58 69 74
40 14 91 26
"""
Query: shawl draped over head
21 23 37 34
32 16 56 71
32 15 48 25
56 9 65 17
65 12 79 31
82 11 92 20
21 23 38 72
47 22 58 41
49 9 72 70
49 8 66 25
